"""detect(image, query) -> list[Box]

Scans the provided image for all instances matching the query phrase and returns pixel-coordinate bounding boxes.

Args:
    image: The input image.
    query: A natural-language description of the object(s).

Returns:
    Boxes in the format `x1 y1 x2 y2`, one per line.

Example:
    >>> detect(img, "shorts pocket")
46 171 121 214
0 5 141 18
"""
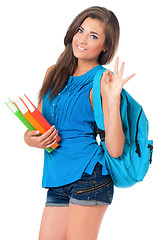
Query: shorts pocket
75 177 112 195
79 172 95 184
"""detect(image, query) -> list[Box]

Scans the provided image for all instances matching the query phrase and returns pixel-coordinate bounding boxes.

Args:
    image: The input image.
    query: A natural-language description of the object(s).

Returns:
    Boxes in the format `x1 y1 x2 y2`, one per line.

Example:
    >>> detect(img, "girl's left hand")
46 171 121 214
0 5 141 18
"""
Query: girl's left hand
100 57 136 99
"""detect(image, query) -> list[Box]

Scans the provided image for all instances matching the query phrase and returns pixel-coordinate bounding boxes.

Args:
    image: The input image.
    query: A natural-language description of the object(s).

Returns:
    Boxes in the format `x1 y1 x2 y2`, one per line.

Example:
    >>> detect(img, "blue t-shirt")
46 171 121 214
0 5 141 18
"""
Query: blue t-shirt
42 64 109 188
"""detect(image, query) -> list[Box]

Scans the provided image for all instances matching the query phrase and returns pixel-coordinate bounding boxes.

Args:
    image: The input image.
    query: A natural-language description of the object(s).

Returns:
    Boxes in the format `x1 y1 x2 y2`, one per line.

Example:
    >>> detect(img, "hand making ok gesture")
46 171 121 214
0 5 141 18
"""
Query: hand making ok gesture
100 57 136 99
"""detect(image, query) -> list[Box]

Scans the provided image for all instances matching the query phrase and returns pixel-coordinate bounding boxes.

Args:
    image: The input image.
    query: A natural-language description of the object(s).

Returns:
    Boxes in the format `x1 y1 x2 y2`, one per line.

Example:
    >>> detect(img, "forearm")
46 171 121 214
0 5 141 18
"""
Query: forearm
102 95 125 158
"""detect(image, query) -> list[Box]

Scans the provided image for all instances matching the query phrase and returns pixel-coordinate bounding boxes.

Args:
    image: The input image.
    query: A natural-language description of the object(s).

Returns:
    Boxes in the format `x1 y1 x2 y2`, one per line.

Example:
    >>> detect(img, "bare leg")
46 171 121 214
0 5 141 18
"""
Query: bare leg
38 206 69 240
66 203 108 240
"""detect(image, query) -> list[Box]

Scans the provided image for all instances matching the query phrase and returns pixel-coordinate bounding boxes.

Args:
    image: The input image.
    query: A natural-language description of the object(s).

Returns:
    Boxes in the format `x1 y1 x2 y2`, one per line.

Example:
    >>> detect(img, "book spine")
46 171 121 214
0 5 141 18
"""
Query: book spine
32 110 61 143
23 111 46 134
23 111 59 150
23 94 51 129
22 95 61 143
15 110 35 131
15 111 53 151
32 109 51 130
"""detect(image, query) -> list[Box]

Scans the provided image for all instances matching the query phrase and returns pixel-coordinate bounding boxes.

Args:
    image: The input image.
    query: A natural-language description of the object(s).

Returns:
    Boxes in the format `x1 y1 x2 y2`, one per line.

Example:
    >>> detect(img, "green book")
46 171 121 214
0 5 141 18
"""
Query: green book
5 99 52 153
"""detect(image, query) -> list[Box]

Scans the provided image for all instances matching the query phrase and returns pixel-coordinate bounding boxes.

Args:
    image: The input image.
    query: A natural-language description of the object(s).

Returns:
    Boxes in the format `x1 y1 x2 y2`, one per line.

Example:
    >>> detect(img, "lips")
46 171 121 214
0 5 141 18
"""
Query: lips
77 45 87 51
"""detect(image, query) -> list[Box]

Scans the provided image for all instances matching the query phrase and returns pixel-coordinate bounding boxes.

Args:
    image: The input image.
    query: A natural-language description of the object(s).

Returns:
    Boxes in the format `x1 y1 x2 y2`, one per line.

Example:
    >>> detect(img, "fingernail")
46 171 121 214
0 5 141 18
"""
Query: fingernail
36 131 40 134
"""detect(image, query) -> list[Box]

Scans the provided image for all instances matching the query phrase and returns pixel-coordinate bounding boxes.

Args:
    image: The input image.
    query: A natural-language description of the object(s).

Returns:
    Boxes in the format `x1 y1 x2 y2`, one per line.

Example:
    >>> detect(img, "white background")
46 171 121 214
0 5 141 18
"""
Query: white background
0 0 158 239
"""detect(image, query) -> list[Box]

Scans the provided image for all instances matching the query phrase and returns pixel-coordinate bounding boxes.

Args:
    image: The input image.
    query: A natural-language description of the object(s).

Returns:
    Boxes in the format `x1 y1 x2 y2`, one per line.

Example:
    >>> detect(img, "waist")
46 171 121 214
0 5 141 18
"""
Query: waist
58 131 96 141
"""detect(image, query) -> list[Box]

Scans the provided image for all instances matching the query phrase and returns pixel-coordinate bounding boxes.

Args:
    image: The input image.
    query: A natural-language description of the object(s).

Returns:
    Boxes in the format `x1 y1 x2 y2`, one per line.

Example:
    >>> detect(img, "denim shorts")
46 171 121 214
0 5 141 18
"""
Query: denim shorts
45 163 114 207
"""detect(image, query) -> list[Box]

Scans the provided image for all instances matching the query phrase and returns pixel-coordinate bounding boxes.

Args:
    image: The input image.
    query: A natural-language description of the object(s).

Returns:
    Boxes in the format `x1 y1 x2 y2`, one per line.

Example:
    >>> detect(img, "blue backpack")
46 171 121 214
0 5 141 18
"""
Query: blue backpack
93 68 153 188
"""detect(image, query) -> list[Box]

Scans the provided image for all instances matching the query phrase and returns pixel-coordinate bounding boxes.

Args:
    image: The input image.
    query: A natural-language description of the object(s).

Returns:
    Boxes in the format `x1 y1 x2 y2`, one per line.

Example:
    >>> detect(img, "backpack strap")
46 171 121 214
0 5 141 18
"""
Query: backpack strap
93 68 107 141
94 125 105 141
93 68 106 131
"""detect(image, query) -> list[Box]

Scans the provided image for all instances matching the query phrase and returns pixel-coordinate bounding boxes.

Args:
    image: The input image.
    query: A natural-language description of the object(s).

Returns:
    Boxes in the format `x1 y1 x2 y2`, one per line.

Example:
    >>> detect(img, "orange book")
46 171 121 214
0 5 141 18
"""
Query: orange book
14 98 58 149
21 94 61 143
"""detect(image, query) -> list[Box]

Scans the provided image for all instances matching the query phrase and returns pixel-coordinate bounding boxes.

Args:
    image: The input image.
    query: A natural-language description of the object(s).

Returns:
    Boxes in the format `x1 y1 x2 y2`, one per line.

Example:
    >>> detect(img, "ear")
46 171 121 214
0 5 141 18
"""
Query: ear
102 44 108 52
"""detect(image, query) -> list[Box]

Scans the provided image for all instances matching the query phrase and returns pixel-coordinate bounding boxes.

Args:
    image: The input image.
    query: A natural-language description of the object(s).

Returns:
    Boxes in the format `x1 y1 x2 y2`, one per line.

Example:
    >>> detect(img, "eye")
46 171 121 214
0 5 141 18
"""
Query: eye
90 35 98 40
77 28 83 33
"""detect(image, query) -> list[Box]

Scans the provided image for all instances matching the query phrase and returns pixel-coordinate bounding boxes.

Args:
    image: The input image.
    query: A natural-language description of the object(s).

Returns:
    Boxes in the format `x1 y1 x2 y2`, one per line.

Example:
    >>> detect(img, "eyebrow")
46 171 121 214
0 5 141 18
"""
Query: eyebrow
80 26 100 36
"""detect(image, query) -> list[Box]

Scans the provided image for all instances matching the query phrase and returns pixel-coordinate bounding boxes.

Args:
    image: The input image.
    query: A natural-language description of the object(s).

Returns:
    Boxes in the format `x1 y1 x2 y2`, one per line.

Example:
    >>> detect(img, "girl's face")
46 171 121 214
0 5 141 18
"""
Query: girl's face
72 17 106 65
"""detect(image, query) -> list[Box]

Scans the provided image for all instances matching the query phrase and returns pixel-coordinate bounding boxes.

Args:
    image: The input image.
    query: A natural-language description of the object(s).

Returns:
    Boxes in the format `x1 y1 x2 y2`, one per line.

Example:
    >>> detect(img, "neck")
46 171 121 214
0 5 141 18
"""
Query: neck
73 59 99 77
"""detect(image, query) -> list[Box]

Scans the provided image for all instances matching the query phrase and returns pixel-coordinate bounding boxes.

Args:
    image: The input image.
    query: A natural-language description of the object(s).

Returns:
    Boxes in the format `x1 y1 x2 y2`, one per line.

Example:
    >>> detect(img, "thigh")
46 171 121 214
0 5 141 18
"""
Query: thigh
66 203 108 240
39 206 69 240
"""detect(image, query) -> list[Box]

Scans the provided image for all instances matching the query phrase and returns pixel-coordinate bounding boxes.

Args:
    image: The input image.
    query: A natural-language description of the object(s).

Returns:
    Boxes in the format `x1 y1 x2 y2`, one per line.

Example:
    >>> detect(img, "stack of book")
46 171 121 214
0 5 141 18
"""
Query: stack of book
5 94 61 153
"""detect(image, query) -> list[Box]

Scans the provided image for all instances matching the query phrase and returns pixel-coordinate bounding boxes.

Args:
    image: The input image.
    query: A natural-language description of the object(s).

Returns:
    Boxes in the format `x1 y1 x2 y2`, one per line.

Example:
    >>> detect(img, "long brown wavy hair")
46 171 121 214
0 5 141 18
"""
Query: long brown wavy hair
38 6 120 103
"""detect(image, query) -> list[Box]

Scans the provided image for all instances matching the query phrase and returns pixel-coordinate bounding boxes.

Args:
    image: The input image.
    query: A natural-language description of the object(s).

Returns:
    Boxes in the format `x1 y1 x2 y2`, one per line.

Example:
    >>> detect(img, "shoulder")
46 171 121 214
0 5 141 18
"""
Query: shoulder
47 64 56 73
37 64 56 113
41 64 56 88
45 64 56 78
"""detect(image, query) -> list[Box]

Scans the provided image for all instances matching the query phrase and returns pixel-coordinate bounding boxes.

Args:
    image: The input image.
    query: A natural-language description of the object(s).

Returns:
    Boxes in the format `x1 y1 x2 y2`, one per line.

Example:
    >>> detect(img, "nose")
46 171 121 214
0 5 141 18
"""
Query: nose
79 34 87 45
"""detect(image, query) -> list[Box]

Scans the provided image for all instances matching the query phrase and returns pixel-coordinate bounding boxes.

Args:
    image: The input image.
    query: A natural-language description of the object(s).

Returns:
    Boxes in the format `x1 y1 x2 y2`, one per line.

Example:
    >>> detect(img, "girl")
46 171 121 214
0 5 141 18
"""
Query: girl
24 6 135 240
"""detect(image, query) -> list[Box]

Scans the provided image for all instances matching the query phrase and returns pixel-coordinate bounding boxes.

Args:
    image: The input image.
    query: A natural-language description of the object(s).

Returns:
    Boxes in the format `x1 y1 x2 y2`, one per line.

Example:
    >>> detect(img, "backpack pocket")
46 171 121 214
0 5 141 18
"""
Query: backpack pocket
129 139 153 182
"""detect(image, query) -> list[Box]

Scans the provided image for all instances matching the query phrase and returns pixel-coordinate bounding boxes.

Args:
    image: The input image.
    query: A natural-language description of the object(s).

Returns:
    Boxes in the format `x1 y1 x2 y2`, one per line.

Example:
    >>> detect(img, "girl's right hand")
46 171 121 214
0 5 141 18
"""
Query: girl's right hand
24 126 58 149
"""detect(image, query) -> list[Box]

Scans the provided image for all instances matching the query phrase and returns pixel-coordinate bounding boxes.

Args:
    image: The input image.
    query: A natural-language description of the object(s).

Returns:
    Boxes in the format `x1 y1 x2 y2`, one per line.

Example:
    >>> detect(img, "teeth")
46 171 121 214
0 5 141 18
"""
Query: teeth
77 45 85 50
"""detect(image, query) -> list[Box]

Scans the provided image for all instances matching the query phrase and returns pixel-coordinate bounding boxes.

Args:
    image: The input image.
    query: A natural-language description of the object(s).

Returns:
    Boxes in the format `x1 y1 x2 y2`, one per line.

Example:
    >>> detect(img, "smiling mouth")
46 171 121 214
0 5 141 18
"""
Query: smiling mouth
77 45 87 51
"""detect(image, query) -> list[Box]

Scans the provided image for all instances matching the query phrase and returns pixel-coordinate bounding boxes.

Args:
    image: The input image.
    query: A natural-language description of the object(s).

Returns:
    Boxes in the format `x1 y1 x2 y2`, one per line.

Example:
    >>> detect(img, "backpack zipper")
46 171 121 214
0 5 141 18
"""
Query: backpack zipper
148 144 153 164
75 178 112 195
135 108 143 157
